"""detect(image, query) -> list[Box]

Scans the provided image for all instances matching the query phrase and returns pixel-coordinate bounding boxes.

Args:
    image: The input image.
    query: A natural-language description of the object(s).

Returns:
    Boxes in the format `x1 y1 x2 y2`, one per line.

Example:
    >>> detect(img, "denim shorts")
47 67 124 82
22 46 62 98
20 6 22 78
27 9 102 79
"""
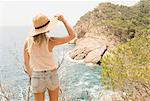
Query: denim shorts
31 69 59 93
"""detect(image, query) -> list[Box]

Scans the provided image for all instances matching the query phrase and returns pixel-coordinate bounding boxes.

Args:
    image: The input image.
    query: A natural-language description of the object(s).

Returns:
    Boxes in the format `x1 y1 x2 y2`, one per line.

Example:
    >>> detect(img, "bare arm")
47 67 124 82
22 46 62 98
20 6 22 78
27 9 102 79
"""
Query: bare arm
23 41 32 78
50 15 76 46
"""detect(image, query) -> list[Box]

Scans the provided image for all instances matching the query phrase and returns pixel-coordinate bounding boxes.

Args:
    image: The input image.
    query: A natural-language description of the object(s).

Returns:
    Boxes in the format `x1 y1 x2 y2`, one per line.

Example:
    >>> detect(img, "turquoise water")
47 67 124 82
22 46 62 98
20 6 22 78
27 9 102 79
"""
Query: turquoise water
0 26 102 101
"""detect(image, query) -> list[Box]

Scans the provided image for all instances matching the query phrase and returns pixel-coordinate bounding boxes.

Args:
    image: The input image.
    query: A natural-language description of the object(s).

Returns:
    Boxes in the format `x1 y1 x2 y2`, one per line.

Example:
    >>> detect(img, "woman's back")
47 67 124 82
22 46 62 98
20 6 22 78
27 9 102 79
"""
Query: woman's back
26 36 57 71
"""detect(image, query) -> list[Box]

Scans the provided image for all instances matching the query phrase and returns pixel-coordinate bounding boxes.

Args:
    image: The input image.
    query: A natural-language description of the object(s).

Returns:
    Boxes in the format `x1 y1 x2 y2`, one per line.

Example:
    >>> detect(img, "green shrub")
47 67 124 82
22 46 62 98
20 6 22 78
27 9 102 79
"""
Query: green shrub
101 36 150 98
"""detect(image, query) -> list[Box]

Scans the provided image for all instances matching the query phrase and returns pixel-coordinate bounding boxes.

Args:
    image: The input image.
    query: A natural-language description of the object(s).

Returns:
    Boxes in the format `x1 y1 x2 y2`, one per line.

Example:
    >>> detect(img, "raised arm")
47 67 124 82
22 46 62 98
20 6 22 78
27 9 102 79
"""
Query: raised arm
23 40 32 78
50 15 76 46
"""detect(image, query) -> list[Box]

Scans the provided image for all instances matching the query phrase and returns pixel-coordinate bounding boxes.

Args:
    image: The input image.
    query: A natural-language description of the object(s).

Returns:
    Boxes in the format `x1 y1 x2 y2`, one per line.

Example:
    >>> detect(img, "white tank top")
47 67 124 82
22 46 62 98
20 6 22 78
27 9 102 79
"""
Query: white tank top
26 36 57 71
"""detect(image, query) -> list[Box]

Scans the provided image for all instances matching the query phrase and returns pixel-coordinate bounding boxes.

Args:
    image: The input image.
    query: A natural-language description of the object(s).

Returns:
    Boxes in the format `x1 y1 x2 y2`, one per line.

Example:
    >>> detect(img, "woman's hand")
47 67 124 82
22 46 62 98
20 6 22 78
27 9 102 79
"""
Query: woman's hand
55 15 66 22
24 67 32 79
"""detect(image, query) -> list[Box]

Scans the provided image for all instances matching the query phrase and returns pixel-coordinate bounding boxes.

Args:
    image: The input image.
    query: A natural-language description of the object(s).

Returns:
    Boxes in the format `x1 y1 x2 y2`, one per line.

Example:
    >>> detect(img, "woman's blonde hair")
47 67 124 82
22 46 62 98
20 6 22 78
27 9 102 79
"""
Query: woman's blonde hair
27 32 48 53
33 32 48 46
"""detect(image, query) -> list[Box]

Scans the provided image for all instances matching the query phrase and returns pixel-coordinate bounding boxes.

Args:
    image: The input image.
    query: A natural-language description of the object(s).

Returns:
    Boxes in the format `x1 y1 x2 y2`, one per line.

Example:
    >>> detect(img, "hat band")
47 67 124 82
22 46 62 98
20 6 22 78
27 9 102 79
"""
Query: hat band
35 20 50 29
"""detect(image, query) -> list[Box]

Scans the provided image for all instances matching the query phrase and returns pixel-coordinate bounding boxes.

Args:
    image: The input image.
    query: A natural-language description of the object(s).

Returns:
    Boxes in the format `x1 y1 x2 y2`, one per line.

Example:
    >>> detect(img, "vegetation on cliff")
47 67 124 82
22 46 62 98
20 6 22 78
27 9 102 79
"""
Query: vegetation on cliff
100 0 150 100
101 36 150 99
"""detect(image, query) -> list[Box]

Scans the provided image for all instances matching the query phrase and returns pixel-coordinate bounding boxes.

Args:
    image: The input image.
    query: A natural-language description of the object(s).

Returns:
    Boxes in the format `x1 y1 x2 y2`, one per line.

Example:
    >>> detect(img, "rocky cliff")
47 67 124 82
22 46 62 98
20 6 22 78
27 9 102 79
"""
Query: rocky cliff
69 1 150 64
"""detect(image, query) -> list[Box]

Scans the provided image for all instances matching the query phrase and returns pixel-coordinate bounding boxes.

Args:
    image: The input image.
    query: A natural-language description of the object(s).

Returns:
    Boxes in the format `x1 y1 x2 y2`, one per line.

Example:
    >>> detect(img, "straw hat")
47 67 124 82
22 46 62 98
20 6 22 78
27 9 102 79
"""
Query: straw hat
29 13 58 37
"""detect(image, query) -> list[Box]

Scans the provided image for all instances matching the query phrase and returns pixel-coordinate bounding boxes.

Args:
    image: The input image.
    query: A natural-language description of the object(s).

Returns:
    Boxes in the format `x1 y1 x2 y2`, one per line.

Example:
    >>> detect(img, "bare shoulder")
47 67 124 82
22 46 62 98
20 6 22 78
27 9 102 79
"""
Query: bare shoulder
49 37 55 42
24 37 32 50
24 38 28 48
48 37 56 46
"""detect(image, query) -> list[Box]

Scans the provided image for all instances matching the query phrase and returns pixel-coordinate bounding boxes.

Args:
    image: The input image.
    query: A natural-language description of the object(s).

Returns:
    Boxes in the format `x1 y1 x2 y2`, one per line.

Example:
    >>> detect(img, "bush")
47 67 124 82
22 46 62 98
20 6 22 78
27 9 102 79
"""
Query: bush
101 36 150 99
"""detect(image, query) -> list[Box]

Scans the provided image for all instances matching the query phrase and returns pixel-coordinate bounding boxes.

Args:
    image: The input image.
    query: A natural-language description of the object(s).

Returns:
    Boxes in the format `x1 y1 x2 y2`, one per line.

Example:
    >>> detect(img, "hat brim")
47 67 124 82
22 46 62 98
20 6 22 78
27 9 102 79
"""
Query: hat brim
29 17 58 37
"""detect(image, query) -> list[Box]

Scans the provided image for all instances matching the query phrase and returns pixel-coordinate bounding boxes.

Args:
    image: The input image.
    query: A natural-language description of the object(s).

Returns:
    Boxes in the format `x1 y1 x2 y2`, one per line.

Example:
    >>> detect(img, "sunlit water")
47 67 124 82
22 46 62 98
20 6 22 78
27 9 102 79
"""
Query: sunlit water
0 26 103 101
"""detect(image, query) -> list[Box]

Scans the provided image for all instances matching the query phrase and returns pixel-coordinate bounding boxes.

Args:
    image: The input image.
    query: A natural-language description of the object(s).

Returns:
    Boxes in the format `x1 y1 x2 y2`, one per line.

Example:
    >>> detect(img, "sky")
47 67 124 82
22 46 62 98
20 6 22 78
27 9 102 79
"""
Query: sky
0 0 140 26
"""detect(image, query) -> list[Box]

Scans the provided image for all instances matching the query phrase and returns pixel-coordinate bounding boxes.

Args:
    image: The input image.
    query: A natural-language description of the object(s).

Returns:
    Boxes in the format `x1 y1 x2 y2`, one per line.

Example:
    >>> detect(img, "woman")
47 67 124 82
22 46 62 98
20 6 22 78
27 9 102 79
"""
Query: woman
24 13 76 101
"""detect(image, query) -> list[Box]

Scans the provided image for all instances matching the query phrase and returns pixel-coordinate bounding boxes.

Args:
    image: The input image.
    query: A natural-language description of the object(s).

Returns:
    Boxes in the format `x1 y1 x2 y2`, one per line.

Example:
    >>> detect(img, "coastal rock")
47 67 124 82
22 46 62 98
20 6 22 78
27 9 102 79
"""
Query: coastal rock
69 37 107 63
83 45 106 63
